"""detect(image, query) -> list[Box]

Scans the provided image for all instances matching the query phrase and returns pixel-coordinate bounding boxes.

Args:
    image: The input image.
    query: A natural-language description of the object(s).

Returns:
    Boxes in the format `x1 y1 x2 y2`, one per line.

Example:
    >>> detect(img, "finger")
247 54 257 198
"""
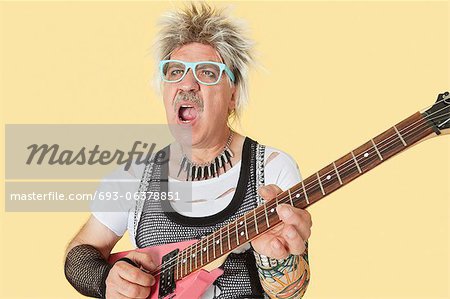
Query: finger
276 205 311 241
127 251 157 272
114 273 152 299
115 260 154 287
266 236 290 259
258 184 283 201
281 224 307 255
298 209 313 228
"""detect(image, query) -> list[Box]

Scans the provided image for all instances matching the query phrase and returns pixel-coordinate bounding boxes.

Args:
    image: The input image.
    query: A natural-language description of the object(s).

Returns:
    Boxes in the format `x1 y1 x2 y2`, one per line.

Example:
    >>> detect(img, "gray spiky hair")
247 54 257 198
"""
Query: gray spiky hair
153 2 256 120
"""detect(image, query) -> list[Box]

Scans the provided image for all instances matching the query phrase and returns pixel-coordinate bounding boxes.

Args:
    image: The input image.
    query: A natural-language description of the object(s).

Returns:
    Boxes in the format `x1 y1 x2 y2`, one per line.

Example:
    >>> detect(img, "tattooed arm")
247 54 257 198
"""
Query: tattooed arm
254 244 310 299
252 185 312 298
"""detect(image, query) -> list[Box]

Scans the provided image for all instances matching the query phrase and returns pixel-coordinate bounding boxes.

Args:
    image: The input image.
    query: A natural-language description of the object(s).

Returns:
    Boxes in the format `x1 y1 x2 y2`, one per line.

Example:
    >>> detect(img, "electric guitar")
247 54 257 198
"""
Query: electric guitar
109 91 450 299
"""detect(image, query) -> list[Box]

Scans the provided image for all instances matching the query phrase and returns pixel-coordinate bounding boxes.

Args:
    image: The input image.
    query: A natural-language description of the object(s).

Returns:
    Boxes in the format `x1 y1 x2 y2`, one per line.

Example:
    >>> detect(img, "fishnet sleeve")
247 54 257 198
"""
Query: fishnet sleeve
64 244 113 298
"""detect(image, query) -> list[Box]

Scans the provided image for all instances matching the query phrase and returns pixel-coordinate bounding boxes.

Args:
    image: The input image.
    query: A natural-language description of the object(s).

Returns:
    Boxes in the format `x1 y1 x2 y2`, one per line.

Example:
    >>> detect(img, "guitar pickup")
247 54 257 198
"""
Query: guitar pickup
159 249 179 299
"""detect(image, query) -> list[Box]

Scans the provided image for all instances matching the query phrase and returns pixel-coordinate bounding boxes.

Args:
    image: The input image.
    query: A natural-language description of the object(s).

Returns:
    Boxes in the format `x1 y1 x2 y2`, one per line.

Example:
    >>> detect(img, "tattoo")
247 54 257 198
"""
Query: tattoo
254 245 310 299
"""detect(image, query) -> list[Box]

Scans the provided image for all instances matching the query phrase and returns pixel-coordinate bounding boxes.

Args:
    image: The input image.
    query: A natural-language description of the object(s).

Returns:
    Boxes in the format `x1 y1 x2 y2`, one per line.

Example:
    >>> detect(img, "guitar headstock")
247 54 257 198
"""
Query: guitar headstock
423 91 450 135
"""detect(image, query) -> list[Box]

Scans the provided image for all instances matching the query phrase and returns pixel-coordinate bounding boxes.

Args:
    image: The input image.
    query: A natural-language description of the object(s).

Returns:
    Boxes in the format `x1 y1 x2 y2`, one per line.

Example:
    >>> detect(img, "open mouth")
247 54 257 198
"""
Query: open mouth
178 105 198 124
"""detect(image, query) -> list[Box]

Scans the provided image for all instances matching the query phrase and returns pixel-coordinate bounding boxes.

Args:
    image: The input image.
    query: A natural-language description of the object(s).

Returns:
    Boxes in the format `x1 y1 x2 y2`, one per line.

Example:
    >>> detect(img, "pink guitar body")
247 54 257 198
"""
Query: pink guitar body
109 240 224 299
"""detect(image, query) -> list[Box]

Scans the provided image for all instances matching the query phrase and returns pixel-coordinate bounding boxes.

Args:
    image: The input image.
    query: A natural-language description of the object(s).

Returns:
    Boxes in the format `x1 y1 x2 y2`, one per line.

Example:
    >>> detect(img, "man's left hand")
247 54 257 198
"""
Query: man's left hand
251 184 312 259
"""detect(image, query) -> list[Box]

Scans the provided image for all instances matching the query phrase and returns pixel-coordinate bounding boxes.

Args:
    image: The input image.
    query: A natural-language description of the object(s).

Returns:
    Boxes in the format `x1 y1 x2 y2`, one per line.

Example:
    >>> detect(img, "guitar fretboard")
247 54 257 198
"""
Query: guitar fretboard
174 111 436 280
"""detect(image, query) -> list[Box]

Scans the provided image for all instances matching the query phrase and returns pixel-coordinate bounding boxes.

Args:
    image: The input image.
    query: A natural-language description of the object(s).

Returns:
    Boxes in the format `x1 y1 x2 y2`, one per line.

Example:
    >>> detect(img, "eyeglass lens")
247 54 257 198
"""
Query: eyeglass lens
162 61 222 84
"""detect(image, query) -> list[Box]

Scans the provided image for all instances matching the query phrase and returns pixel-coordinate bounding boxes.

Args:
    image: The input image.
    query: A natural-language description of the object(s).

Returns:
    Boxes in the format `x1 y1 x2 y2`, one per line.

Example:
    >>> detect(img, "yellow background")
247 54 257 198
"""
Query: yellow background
1 1 449 298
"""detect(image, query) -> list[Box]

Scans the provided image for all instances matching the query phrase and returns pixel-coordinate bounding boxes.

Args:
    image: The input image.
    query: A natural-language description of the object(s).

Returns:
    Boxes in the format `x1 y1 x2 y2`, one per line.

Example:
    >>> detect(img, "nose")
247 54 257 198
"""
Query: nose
179 68 200 91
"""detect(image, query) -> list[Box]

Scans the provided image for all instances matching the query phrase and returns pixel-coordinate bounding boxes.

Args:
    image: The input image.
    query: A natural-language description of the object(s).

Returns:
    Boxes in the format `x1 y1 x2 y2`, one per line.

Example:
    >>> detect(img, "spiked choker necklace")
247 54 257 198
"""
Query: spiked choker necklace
177 132 234 181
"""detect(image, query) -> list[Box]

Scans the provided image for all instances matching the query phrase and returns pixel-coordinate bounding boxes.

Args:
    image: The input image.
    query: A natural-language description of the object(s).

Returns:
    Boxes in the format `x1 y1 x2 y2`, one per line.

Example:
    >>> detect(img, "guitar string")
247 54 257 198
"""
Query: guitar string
150 108 450 278
149 108 450 277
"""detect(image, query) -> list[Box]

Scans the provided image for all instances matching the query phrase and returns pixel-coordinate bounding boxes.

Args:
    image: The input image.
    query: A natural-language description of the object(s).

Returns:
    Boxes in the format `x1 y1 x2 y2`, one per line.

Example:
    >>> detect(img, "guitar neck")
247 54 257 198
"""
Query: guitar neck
175 110 439 280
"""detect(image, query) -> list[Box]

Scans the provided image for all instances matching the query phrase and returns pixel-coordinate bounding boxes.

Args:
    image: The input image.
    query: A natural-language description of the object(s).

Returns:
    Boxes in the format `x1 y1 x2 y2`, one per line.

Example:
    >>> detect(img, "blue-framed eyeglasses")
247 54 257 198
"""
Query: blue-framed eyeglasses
159 59 235 86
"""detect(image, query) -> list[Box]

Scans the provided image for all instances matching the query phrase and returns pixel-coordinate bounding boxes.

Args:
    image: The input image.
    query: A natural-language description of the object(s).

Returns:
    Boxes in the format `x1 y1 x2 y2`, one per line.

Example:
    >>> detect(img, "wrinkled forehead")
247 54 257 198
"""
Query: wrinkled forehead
169 42 224 63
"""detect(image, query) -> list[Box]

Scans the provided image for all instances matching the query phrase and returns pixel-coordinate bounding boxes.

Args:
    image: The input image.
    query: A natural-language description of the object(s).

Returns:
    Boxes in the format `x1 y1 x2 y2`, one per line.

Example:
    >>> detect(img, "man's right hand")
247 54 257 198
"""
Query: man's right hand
105 251 157 299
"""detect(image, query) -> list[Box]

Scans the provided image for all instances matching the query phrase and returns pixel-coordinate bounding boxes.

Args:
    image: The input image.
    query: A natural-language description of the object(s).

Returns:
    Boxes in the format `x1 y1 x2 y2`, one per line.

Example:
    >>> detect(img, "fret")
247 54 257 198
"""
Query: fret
180 253 183 280
206 236 209 262
196 242 199 268
316 165 339 200
178 250 182 279
244 214 249 239
199 242 203 266
335 153 361 183
181 252 184 278
202 239 207 263
316 172 325 195
352 140 384 174
179 249 183 277
186 248 189 275
332 161 343 185
197 242 201 268
199 239 202 267
300 175 324 207
351 151 362 173
219 227 223 255
184 248 188 276
189 245 192 273
180 250 184 277
397 112 434 145
183 249 186 276
371 138 384 160
288 189 294 206
203 238 207 265
194 244 197 269
235 221 240 245
179 253 182 278
373 128 404 160
394 125 407 146
181 253 185 278
182 248 187 276
253 209 259 234
301 181 310 204
176 253 180 280
212 232 216 259
264 203 270 228
227 224 231 250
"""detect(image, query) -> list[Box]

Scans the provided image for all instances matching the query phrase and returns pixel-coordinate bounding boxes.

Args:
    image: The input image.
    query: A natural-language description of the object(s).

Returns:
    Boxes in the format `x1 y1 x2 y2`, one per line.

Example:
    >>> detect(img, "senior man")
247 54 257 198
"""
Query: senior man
65 3 311 299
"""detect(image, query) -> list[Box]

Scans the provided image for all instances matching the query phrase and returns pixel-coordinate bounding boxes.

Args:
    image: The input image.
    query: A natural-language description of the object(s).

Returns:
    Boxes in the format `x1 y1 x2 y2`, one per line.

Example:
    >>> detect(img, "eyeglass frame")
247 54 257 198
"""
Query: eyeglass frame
159 59 236 86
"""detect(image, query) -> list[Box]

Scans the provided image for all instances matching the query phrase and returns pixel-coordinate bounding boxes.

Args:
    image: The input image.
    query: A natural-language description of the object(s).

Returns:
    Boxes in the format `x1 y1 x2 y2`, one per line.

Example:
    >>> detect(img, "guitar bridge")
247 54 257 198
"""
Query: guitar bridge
159 248 179 299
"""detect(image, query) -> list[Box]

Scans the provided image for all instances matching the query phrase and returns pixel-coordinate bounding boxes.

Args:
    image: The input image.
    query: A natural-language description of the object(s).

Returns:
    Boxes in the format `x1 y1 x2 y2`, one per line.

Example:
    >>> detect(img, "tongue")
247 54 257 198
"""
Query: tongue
180 107 198 121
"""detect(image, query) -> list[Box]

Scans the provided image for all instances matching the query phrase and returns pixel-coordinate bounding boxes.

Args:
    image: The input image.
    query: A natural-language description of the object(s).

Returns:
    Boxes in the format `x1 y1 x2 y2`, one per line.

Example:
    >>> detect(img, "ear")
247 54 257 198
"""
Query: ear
229 84 238 112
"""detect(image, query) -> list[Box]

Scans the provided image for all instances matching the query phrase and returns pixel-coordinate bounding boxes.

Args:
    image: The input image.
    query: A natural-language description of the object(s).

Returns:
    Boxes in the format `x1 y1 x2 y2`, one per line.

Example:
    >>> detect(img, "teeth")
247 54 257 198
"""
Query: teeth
178 104 195 123
179 116 191 123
